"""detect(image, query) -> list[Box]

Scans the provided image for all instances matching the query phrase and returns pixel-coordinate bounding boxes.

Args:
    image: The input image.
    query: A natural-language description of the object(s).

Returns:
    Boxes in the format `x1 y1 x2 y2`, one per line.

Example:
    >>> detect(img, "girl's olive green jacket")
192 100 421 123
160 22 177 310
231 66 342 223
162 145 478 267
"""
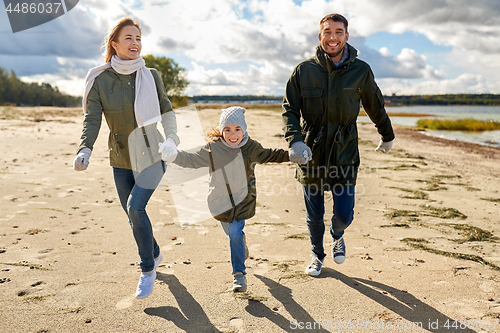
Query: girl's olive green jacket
173 138 289 223
77 68 179 170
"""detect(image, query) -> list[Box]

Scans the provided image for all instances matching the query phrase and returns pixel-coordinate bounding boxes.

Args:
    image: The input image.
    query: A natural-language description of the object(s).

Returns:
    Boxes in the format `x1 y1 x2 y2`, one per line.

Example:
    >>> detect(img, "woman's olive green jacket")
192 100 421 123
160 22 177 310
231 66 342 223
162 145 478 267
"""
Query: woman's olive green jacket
77 67 179 171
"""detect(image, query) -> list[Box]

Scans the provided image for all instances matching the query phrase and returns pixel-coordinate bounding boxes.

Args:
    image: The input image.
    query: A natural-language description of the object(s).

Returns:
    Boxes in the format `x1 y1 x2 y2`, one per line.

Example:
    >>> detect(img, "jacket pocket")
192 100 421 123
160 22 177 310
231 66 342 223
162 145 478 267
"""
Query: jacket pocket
301 88 323 114
342 87 361 107
336 125 360 166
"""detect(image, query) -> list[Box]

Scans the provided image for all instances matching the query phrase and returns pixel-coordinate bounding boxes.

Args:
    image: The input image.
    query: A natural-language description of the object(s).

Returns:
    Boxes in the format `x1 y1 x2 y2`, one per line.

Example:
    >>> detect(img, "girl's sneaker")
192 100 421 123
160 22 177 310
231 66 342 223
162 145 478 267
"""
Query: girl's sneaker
232 272 247 292
305 256 324 276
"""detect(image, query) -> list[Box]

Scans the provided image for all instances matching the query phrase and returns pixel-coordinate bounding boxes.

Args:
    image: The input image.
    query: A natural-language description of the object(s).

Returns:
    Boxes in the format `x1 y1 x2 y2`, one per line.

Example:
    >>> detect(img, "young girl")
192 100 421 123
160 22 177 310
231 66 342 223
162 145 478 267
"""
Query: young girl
165 106 289 291
73 18 179 299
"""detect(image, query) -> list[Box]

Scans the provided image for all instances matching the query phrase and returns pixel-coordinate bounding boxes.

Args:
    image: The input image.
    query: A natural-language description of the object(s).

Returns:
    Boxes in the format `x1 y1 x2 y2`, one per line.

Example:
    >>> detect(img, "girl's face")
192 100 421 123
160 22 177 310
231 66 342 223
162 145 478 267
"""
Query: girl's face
111 25 142 60
222 124 244 147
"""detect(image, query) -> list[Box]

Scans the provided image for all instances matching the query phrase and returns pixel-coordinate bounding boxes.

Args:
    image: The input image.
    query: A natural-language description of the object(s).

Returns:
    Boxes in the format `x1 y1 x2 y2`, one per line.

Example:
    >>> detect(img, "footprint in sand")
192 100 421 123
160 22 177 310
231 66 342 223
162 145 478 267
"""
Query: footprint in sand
247 224 272 237
249 243 261 252
153 222 165 232
229 318 244 332
218 292 234 303
16 201 47 207
0 210 27 221
0 214 16 221
115 295 135 310
195 225 209 235
253 262 270 275
160 237 185 252
479 281 496 293
157 265 175 275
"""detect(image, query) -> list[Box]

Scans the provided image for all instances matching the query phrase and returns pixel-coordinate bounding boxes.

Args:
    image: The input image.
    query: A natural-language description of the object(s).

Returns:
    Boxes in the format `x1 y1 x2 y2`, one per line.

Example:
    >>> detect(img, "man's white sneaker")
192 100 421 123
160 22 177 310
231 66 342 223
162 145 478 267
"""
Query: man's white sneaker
135 271 156 299
305 256 324 276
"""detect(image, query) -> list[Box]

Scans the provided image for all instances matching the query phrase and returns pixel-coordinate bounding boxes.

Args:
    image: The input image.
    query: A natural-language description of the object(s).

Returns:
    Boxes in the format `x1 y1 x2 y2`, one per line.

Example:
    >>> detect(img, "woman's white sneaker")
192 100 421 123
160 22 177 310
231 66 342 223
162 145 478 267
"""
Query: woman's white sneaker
135 271 156 299
154 252 163 270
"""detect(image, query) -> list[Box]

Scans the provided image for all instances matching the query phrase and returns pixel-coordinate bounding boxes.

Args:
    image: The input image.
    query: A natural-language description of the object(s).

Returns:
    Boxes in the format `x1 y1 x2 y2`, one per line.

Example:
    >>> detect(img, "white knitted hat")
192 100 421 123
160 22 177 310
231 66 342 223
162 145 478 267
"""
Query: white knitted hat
218 106 247 134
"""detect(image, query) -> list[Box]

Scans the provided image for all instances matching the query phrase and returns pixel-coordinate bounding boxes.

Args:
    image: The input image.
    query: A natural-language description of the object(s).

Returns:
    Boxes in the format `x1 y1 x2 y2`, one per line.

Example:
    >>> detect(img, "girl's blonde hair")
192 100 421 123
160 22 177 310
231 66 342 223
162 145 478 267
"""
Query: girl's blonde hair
102 17 141 63
206 128 223 142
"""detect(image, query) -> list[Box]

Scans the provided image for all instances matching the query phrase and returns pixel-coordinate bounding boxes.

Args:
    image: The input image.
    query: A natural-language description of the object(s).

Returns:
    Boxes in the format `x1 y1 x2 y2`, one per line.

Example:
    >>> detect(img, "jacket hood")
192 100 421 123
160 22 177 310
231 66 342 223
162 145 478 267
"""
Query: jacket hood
314 43 358 71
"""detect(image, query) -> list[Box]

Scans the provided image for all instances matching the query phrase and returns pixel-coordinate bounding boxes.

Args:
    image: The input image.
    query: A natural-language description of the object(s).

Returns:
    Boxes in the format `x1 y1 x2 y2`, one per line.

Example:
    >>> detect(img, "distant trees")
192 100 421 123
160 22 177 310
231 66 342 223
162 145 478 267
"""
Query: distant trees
190 95 282 103
385 94 500 106
0 67 80 107
143 55 188 99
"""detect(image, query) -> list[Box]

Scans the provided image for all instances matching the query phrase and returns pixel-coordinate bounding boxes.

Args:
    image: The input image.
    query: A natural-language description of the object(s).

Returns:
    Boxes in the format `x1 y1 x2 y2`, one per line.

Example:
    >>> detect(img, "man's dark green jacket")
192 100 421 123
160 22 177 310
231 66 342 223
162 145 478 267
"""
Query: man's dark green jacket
282 44 394 189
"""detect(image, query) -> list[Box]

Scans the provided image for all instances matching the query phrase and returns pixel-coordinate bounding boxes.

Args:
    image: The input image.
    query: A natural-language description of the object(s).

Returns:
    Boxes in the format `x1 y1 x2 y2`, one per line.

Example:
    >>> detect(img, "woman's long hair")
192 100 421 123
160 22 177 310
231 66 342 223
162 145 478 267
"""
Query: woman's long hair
102 17 141 63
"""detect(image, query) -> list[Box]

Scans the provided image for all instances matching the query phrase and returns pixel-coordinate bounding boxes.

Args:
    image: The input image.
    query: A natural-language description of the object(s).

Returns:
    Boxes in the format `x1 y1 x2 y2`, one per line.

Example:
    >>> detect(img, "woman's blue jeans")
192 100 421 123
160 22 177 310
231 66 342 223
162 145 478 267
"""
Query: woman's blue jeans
303 185 355 261
113 161 165 273
220 220 246 275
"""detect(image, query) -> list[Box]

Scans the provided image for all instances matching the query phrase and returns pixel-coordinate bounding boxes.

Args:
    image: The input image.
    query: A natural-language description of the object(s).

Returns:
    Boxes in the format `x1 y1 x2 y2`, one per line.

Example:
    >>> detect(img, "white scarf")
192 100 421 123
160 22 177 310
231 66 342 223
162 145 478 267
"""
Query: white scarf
82 55 161 128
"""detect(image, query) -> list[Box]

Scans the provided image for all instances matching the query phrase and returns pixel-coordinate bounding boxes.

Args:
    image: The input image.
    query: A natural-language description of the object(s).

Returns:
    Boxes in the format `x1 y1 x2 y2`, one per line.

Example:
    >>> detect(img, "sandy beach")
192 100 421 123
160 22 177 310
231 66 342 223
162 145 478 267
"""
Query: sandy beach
0 106 499 333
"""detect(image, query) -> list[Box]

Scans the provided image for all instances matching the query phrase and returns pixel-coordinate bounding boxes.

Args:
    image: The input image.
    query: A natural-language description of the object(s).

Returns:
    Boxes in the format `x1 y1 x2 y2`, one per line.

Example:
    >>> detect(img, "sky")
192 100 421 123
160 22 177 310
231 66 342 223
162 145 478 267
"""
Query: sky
1 0 500 97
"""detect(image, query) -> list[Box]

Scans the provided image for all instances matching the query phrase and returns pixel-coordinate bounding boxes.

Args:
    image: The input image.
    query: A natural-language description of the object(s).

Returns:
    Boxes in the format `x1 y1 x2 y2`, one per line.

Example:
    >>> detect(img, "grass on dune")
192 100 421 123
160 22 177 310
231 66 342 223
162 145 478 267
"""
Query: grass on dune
417 118 500 131
359 110 435 117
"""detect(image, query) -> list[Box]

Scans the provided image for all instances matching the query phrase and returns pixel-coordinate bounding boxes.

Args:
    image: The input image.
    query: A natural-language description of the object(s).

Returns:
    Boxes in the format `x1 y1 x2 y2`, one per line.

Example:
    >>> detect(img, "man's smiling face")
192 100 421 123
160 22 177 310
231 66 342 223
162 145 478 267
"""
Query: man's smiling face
319 19 349 63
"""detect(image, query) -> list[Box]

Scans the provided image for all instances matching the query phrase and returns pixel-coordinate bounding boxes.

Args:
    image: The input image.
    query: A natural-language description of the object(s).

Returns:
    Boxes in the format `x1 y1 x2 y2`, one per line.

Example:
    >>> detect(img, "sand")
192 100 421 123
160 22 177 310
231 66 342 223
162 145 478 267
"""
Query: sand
0 106 499 333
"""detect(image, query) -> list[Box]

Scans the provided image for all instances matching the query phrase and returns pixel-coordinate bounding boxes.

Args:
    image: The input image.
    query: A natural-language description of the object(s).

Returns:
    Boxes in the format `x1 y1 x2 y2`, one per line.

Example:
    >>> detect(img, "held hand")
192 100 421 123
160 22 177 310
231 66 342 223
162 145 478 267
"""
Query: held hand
73 148 92 171
158 137 178 163
289 142 312 164
375 140 394 154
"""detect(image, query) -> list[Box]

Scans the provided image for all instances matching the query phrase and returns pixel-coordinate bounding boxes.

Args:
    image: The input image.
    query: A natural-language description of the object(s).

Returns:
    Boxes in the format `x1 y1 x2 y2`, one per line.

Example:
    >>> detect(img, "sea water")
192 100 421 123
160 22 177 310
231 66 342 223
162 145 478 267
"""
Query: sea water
357 105 500 148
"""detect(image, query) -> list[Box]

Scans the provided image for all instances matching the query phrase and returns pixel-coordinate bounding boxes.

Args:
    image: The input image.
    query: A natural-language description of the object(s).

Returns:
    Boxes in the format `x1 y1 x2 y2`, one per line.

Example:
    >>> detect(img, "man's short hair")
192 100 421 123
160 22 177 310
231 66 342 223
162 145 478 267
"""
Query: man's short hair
320 13 348 32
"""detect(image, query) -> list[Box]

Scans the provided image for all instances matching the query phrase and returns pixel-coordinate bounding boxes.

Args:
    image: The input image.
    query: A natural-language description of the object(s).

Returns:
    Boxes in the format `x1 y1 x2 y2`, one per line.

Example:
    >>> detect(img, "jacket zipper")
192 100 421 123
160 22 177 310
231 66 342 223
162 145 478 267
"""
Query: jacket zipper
114 133 124 157
311 126 324 152
141 127 155 165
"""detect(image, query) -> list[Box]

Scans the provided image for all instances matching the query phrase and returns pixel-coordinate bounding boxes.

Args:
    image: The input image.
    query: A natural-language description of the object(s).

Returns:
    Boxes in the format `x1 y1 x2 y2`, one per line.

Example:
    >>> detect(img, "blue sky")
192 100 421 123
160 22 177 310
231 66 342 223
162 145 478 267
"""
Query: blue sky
1 0 500 97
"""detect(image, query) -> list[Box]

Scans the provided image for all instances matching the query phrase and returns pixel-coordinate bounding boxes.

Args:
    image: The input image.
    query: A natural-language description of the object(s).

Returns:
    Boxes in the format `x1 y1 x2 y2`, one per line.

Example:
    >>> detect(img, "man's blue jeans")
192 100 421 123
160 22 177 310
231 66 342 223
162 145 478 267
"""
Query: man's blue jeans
220 220 246 275
303 185 355 261
113 161 165 273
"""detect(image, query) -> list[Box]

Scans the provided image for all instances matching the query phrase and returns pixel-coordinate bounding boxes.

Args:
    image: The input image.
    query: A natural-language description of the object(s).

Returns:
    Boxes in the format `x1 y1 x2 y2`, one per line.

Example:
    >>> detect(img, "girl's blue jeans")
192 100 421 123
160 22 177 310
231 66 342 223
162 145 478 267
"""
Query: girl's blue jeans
303 185 355 261
220 220 246 275
113 161 165 273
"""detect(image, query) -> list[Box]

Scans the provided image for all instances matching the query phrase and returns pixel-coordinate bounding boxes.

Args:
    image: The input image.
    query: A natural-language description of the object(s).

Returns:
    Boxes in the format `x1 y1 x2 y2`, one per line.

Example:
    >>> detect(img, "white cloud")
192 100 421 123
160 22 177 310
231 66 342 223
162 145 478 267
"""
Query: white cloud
2 0 500 96
343 0 500 54
187 60 289 95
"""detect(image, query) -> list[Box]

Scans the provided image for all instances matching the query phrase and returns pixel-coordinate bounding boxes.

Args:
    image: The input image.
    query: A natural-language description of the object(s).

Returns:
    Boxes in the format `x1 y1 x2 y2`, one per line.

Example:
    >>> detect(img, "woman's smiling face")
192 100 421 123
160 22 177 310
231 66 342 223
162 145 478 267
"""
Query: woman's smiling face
111 25 142 60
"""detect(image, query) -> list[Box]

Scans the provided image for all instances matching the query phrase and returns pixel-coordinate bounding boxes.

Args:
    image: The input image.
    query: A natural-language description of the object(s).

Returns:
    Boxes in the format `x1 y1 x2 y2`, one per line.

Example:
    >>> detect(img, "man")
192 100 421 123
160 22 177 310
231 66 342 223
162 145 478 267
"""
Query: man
282 13 394 276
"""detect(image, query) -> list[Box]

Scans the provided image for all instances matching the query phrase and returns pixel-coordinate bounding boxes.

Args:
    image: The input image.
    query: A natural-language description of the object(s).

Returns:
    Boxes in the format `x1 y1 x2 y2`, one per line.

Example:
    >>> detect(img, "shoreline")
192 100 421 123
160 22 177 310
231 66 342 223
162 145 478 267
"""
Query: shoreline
392 125 500 157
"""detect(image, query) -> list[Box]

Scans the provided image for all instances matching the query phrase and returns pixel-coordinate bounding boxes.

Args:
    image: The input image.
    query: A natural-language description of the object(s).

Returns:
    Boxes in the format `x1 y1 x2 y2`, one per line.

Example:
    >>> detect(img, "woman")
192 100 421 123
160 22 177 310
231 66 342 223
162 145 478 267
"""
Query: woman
73 17 179 299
